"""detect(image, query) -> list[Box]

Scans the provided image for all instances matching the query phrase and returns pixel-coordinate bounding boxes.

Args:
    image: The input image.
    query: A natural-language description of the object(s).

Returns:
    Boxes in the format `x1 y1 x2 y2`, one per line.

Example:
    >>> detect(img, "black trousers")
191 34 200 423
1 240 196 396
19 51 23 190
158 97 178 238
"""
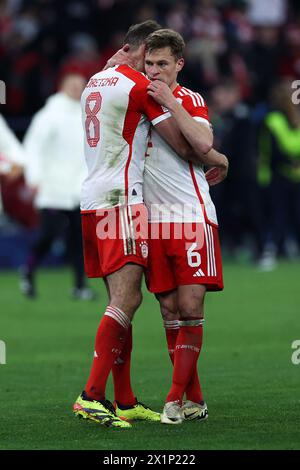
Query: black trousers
27 207 85 289
268 174 300 253
211 178 265 258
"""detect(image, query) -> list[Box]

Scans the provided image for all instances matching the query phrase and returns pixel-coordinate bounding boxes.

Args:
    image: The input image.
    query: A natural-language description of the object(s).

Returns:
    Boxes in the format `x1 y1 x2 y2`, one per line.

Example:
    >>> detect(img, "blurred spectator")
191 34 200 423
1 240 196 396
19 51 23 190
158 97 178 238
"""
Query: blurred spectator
246 25 283 105
183 0 225 86
59 32 104 82
224 1 254 46
1 0 299 265
279 23 300 80
209 78 264 259
247 0 287 27
0 113 24 180
0 113 37 228
20 73 96 299
133 3 158 24
257 80 300 269
165 0 191 37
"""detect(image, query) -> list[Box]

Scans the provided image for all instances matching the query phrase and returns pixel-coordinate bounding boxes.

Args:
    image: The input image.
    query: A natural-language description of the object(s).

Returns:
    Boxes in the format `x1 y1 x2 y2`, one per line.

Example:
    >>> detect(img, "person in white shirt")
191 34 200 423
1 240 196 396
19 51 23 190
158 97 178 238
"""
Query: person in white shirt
0 113 25 212
20 73 95 300
0 114 25 184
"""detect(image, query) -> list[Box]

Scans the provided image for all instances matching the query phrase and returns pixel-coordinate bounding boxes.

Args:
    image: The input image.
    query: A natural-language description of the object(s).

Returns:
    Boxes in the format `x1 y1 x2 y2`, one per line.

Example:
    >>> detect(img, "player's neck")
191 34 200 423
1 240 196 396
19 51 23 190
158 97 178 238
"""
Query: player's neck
170 81 179 92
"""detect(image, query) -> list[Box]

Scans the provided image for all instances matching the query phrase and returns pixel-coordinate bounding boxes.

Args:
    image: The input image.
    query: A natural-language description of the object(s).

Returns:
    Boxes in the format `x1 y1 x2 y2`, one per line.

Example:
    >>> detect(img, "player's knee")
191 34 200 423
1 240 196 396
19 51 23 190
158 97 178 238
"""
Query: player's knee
156 293 178 321
125 290 143 314
110 290 142 318
131 290 143 311
159 298 178 321
160 304 178 321
178 300 204 320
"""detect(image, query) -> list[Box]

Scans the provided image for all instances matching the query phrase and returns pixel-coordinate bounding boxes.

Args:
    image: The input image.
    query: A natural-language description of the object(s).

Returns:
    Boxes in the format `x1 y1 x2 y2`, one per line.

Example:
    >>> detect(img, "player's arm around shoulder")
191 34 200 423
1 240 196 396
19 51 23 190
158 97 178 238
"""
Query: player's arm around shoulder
205 149 229 186
147 80 213 157
102 44 135 70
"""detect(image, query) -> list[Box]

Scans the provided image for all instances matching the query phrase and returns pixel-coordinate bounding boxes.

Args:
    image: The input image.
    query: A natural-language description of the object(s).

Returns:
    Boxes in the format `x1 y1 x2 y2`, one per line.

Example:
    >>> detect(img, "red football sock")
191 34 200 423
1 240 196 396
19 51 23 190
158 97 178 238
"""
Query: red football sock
185 367 204 403
164 320 179 364
112 324 136 406
164 320 204 403
84 306 130 401
166 320 203 404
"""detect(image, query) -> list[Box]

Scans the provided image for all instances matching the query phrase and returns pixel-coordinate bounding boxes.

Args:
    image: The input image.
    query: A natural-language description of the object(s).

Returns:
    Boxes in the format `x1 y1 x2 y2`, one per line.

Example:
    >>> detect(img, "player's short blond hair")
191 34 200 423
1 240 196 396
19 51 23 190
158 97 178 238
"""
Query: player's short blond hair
123 20 161 49
145 29 185 60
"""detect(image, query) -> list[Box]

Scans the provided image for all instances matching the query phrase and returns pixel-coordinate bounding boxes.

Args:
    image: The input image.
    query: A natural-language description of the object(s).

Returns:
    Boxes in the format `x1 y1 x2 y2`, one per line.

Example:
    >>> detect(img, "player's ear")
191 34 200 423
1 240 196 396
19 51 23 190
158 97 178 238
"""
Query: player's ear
176 58 184 73
123 43 130 52
139 43 146 56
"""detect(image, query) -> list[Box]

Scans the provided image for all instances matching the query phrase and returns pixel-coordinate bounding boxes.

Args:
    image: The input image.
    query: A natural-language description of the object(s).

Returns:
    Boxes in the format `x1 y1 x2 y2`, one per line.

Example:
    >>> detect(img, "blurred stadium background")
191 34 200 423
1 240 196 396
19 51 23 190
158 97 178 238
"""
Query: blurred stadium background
0 0 300 450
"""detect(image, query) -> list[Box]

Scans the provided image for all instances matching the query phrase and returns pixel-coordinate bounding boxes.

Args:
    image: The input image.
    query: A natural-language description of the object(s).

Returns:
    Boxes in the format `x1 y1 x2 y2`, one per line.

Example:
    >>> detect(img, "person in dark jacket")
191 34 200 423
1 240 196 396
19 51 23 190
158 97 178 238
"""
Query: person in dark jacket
209 78 264 260
258 80 300 269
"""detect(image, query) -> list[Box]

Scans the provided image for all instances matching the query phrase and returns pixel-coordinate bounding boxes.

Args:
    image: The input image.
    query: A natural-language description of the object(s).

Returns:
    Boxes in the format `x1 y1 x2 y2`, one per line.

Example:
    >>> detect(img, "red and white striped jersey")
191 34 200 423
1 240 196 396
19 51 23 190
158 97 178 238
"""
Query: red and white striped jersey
80 65 171 210
144 85 218 226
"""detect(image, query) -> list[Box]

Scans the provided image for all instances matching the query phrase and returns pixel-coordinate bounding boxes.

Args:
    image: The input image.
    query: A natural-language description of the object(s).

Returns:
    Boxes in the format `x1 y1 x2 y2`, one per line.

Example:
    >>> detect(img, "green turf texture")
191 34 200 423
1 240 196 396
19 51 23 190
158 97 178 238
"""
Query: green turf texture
0 262 299 450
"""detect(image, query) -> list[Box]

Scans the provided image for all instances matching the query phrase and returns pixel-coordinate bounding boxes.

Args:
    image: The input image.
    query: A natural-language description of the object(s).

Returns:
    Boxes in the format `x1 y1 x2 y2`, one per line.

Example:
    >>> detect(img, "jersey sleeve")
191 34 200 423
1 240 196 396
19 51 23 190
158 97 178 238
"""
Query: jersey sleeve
182 94 210 127
132 79 171 126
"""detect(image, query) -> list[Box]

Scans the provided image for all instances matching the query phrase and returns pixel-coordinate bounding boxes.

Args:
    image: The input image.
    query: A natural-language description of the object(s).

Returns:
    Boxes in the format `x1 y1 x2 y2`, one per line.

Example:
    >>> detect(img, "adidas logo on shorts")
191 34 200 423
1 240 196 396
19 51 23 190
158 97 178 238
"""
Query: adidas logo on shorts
193 269 205 277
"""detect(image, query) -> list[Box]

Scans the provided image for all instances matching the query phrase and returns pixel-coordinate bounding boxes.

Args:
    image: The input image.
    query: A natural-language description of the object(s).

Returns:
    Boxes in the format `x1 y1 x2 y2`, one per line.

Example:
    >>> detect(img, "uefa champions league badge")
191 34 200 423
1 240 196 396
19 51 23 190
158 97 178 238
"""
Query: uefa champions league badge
140 241 148 258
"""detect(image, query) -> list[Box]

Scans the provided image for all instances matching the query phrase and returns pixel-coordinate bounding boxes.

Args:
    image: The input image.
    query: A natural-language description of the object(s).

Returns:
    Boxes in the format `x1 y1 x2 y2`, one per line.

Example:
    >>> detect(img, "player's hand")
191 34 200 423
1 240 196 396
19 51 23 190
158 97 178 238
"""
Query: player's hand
29 185 39 197
103 44 134 70
205 157 229 186
147 80 174 108
1 163 23 181
8 163 23 180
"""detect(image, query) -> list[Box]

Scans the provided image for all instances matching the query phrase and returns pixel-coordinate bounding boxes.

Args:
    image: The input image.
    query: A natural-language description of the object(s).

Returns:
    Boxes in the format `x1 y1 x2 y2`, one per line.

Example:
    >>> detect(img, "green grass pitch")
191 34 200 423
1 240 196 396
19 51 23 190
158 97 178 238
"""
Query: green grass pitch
0 262 299 450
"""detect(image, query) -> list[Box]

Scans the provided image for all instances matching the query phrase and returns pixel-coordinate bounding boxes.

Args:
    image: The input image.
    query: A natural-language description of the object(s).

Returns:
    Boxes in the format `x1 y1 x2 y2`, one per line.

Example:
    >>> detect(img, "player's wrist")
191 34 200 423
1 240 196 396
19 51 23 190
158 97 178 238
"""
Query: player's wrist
213 153 228 168
221 155 229 169
166 97 182 114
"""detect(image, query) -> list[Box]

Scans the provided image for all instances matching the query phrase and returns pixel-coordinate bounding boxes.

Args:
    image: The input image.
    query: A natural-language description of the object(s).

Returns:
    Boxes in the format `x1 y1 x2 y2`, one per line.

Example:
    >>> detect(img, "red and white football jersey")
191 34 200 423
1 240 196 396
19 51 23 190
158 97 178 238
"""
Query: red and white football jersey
144 85 218 226
80 65 171 210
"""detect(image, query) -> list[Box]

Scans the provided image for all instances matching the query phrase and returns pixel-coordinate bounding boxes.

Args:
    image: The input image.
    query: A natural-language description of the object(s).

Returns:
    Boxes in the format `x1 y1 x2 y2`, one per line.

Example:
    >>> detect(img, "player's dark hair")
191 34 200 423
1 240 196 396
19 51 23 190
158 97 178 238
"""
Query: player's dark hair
145 29 185 60
123 20 162 49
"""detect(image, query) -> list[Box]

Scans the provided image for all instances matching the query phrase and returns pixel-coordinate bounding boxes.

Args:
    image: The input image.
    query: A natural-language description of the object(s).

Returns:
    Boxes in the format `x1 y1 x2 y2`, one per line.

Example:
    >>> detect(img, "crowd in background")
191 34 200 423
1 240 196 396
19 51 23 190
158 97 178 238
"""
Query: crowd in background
1 0 300 270
1 0 300 117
